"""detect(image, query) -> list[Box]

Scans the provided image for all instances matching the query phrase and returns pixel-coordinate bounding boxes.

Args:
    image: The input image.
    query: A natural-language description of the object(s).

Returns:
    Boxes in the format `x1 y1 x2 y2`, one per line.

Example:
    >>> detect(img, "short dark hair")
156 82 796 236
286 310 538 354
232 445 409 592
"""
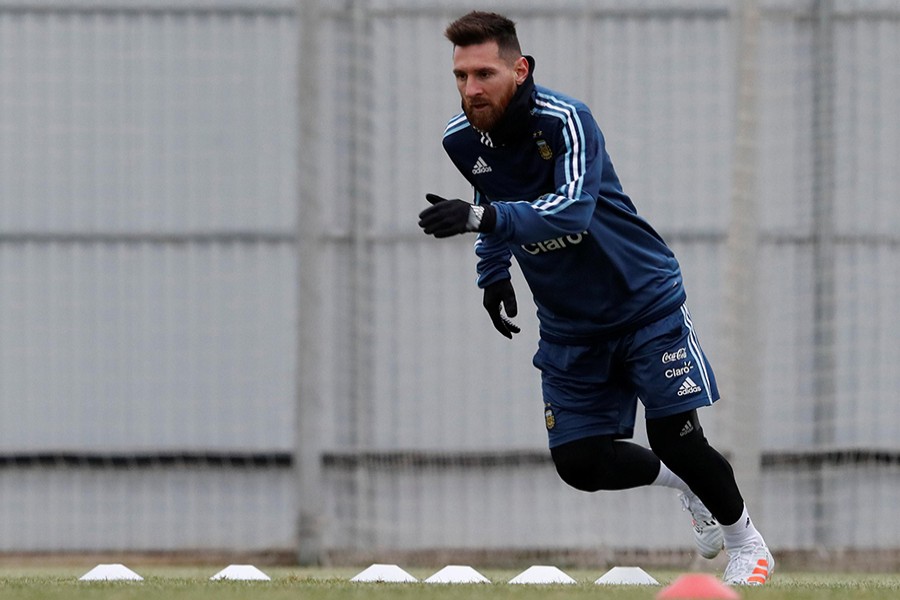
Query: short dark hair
444 11 522 62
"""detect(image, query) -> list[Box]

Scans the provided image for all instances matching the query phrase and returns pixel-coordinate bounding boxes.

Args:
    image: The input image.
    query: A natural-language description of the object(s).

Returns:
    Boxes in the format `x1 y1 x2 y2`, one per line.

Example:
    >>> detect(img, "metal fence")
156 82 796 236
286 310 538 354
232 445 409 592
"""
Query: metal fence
1 0 899 565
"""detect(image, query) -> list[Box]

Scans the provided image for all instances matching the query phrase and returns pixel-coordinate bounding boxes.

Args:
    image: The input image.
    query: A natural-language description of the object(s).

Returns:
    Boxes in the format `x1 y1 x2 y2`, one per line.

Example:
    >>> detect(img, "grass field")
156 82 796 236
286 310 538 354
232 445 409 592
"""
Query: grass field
3 566 900 600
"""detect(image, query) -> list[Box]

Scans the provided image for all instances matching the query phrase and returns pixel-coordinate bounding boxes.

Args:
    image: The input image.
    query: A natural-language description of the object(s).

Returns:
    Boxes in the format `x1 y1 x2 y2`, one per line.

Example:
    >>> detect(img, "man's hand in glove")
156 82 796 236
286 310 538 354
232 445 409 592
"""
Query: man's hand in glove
418 193 496 238
483 278 520 339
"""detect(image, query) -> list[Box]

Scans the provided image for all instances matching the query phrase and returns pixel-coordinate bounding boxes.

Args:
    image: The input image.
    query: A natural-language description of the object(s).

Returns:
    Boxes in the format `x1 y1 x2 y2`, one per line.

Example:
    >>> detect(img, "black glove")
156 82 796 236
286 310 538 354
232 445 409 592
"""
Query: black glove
483 278 520 339
418 193 496 238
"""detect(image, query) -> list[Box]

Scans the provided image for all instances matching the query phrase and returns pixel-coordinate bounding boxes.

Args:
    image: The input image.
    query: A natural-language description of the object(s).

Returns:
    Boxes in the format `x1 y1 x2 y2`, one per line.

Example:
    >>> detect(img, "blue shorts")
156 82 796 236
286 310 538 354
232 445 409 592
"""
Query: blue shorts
533 305 719 448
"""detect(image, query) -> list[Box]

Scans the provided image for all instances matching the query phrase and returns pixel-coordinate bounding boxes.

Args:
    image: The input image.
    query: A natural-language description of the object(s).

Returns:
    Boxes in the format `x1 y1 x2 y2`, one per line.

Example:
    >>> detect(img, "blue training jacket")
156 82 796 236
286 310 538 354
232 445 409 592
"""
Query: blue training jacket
441 59 686 344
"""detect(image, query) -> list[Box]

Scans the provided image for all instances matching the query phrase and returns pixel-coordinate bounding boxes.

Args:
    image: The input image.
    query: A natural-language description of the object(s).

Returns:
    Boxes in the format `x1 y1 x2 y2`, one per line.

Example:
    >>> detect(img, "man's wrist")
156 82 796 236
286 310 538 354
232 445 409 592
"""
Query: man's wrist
465 203 496 233
466 205 485 231
477 204 496 232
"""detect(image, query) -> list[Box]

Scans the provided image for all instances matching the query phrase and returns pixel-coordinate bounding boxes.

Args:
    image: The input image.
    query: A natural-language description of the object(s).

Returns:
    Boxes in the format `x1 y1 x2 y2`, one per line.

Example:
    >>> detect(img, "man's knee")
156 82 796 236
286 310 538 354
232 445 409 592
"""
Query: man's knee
647 409 709 466
550 436 615 492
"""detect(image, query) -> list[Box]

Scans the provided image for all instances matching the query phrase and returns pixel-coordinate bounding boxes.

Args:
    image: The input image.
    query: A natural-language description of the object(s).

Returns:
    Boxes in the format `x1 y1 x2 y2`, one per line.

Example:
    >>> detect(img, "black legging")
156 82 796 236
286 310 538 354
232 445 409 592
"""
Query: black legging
550 409 744 525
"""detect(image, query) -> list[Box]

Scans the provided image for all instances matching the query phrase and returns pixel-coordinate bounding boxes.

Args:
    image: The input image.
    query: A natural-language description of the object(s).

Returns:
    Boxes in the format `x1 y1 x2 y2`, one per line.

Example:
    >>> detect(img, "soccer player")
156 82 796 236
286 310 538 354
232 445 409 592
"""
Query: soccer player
417 11 774 585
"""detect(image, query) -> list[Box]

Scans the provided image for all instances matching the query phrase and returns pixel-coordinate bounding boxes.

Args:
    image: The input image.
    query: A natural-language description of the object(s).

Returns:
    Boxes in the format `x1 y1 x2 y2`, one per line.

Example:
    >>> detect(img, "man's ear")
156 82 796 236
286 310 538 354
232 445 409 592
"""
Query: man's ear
514 56 529 85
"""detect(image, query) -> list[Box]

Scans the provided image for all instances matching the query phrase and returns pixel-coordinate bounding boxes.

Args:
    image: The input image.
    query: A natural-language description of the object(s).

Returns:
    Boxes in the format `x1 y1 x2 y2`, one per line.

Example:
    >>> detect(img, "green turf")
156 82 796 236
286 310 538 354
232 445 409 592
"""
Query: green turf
2 567 900 600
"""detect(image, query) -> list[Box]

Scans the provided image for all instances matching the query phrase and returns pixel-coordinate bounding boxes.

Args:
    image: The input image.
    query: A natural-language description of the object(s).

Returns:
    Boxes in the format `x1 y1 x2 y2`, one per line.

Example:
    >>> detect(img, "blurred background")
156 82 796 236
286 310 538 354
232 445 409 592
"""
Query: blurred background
1 0 898 569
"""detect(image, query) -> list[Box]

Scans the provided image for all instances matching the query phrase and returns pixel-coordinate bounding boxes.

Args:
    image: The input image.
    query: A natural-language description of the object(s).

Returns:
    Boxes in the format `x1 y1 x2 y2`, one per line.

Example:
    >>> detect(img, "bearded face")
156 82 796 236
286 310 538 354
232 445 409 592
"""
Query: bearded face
461 77 516 131
452 41 527 132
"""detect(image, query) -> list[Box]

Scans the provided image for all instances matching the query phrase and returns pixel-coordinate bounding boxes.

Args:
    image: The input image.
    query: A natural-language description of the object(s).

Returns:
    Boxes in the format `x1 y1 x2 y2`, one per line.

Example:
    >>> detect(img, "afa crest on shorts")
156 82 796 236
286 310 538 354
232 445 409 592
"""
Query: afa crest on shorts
544 404 555 430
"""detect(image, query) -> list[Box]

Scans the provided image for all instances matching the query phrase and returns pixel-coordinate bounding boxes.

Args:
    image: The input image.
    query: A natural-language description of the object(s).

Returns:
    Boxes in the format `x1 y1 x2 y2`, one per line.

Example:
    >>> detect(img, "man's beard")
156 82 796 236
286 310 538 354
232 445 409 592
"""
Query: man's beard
464 101 504 131
463 86 515 131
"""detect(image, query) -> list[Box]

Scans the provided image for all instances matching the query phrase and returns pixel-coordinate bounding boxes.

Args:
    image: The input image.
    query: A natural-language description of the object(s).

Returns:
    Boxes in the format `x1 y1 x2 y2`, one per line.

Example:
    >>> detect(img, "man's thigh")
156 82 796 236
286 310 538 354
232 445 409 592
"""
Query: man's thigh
625 305 720 419
533 339 638 448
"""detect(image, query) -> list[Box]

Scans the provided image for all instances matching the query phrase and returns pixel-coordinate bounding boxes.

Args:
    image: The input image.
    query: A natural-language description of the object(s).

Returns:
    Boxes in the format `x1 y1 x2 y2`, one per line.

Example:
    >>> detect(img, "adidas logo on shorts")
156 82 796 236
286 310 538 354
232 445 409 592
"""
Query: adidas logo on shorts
677 377 702 397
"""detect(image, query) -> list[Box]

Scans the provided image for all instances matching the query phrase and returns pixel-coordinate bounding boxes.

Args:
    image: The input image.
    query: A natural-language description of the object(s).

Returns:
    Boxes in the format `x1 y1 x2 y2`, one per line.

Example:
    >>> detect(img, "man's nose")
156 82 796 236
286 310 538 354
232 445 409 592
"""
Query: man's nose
464 79 482 98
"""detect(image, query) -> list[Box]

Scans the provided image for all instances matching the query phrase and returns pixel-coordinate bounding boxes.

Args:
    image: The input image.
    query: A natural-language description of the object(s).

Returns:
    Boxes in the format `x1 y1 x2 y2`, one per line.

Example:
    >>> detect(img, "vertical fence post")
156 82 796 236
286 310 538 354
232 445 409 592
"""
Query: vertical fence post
723 0 763 514
810 0 837 548
296 0 325 566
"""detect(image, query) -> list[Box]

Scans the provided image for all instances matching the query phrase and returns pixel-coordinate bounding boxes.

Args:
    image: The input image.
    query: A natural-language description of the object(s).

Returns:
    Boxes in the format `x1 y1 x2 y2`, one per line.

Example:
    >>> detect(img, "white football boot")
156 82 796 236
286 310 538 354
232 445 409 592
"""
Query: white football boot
679 491 724 559
723 540 775 585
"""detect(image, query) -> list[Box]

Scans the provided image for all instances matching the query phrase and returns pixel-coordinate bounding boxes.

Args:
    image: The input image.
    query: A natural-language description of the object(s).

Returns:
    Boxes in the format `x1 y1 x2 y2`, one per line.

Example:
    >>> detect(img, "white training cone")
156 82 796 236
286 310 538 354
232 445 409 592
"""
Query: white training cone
508 565 577 584
210 564 271 581
424 565 491 584
350 564 418 583
79 564 144 581
594 566 659 585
